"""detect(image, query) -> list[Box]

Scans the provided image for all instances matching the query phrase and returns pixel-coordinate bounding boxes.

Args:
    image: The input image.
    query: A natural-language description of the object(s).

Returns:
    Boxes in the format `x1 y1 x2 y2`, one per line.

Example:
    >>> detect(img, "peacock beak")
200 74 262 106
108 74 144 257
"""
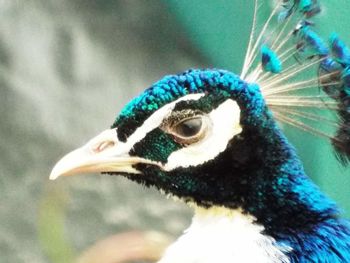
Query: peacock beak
49 129 159 180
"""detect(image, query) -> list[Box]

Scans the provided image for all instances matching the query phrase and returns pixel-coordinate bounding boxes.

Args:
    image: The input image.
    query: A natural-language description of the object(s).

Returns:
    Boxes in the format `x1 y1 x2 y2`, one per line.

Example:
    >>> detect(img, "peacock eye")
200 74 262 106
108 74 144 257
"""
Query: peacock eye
168 116 208 145
175 117 202 137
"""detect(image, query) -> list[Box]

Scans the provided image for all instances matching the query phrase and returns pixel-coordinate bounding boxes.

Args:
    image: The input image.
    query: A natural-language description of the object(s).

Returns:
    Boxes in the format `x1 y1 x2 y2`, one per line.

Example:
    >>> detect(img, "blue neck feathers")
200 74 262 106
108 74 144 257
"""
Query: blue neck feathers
249 119 350 262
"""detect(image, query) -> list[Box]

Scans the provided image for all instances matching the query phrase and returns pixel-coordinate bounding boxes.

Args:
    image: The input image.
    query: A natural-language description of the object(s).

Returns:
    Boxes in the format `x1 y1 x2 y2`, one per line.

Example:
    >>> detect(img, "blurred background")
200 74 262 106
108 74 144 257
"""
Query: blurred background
0 0 349 262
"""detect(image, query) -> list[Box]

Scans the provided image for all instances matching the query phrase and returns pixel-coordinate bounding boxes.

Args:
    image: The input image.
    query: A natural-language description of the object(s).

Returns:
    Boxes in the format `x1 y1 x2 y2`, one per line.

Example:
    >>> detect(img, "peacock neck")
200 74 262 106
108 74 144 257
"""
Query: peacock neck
242 122 340 237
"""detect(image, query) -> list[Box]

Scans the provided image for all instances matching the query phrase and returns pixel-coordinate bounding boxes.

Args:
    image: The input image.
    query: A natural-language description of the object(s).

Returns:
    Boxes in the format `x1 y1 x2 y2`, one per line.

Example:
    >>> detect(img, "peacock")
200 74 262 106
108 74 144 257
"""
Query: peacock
50 0 350 262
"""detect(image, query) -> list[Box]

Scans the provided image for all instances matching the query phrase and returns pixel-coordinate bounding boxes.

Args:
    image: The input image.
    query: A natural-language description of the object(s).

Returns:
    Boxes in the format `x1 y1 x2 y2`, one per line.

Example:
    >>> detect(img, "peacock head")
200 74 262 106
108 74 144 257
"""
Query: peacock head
50 69 285 207
50 0 349 229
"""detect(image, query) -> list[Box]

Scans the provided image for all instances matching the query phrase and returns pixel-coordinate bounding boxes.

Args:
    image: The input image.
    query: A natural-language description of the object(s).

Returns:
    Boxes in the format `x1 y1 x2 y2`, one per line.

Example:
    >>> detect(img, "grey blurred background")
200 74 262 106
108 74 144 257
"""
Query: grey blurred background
0 1 204 262
1 1 349 263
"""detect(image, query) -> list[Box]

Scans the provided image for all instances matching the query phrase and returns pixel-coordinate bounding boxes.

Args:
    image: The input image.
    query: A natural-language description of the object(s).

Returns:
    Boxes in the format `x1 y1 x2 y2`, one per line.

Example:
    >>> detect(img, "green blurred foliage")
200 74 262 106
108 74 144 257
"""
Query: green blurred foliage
38 184 75 263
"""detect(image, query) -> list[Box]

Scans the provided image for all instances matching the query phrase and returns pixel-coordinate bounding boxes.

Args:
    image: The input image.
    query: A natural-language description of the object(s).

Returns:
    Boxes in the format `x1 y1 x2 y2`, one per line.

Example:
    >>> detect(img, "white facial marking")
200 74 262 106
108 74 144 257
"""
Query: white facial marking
113 93 205 157
158 206 291 263
128 93 205 145
164 99 242 171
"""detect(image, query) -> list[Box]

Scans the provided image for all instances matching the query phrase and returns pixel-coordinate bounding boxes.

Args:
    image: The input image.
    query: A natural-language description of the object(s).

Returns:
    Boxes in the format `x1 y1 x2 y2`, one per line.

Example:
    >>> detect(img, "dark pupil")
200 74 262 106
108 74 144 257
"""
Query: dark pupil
175 118 202 137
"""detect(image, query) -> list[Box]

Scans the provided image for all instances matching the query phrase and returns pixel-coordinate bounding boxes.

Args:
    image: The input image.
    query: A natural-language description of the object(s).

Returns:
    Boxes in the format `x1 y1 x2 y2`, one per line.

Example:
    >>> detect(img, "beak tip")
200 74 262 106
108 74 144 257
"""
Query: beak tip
50 162 65 180
49 169 61 180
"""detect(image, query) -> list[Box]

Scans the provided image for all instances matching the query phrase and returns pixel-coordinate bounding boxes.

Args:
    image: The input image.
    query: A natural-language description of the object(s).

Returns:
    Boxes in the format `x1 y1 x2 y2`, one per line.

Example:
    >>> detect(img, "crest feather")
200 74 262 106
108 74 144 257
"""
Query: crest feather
241 0 350 164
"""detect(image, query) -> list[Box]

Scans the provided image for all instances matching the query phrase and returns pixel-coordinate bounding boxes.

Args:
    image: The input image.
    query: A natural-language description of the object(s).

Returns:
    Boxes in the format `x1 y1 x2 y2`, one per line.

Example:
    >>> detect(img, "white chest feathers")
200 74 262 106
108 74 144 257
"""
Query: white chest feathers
158 207 291 263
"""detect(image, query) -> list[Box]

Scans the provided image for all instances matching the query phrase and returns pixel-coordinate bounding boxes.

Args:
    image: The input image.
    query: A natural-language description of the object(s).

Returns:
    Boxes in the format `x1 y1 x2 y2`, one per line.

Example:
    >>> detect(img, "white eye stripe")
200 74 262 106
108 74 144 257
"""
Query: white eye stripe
120 93 206 153
163 99 242 171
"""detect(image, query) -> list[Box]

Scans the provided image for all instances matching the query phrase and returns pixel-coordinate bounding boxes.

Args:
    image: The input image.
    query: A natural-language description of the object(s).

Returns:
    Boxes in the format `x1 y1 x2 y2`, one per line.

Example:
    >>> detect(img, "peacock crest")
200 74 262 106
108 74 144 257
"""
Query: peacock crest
241 0 350 164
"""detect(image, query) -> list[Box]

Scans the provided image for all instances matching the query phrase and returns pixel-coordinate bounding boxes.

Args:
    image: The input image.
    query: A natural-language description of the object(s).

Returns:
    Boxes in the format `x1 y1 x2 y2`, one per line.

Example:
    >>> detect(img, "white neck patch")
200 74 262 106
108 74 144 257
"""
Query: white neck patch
164 98 242 170
158 206 291 263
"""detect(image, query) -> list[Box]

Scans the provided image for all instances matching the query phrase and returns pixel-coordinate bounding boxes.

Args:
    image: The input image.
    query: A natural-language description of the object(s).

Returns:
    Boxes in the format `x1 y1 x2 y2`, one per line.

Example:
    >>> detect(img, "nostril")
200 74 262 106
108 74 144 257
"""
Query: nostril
92 140 116 153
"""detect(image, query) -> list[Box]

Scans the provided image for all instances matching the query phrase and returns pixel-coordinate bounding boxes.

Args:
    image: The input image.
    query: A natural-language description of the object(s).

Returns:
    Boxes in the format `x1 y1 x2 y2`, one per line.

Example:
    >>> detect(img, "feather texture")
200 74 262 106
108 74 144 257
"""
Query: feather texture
50 1 350 262
241 0 350 164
